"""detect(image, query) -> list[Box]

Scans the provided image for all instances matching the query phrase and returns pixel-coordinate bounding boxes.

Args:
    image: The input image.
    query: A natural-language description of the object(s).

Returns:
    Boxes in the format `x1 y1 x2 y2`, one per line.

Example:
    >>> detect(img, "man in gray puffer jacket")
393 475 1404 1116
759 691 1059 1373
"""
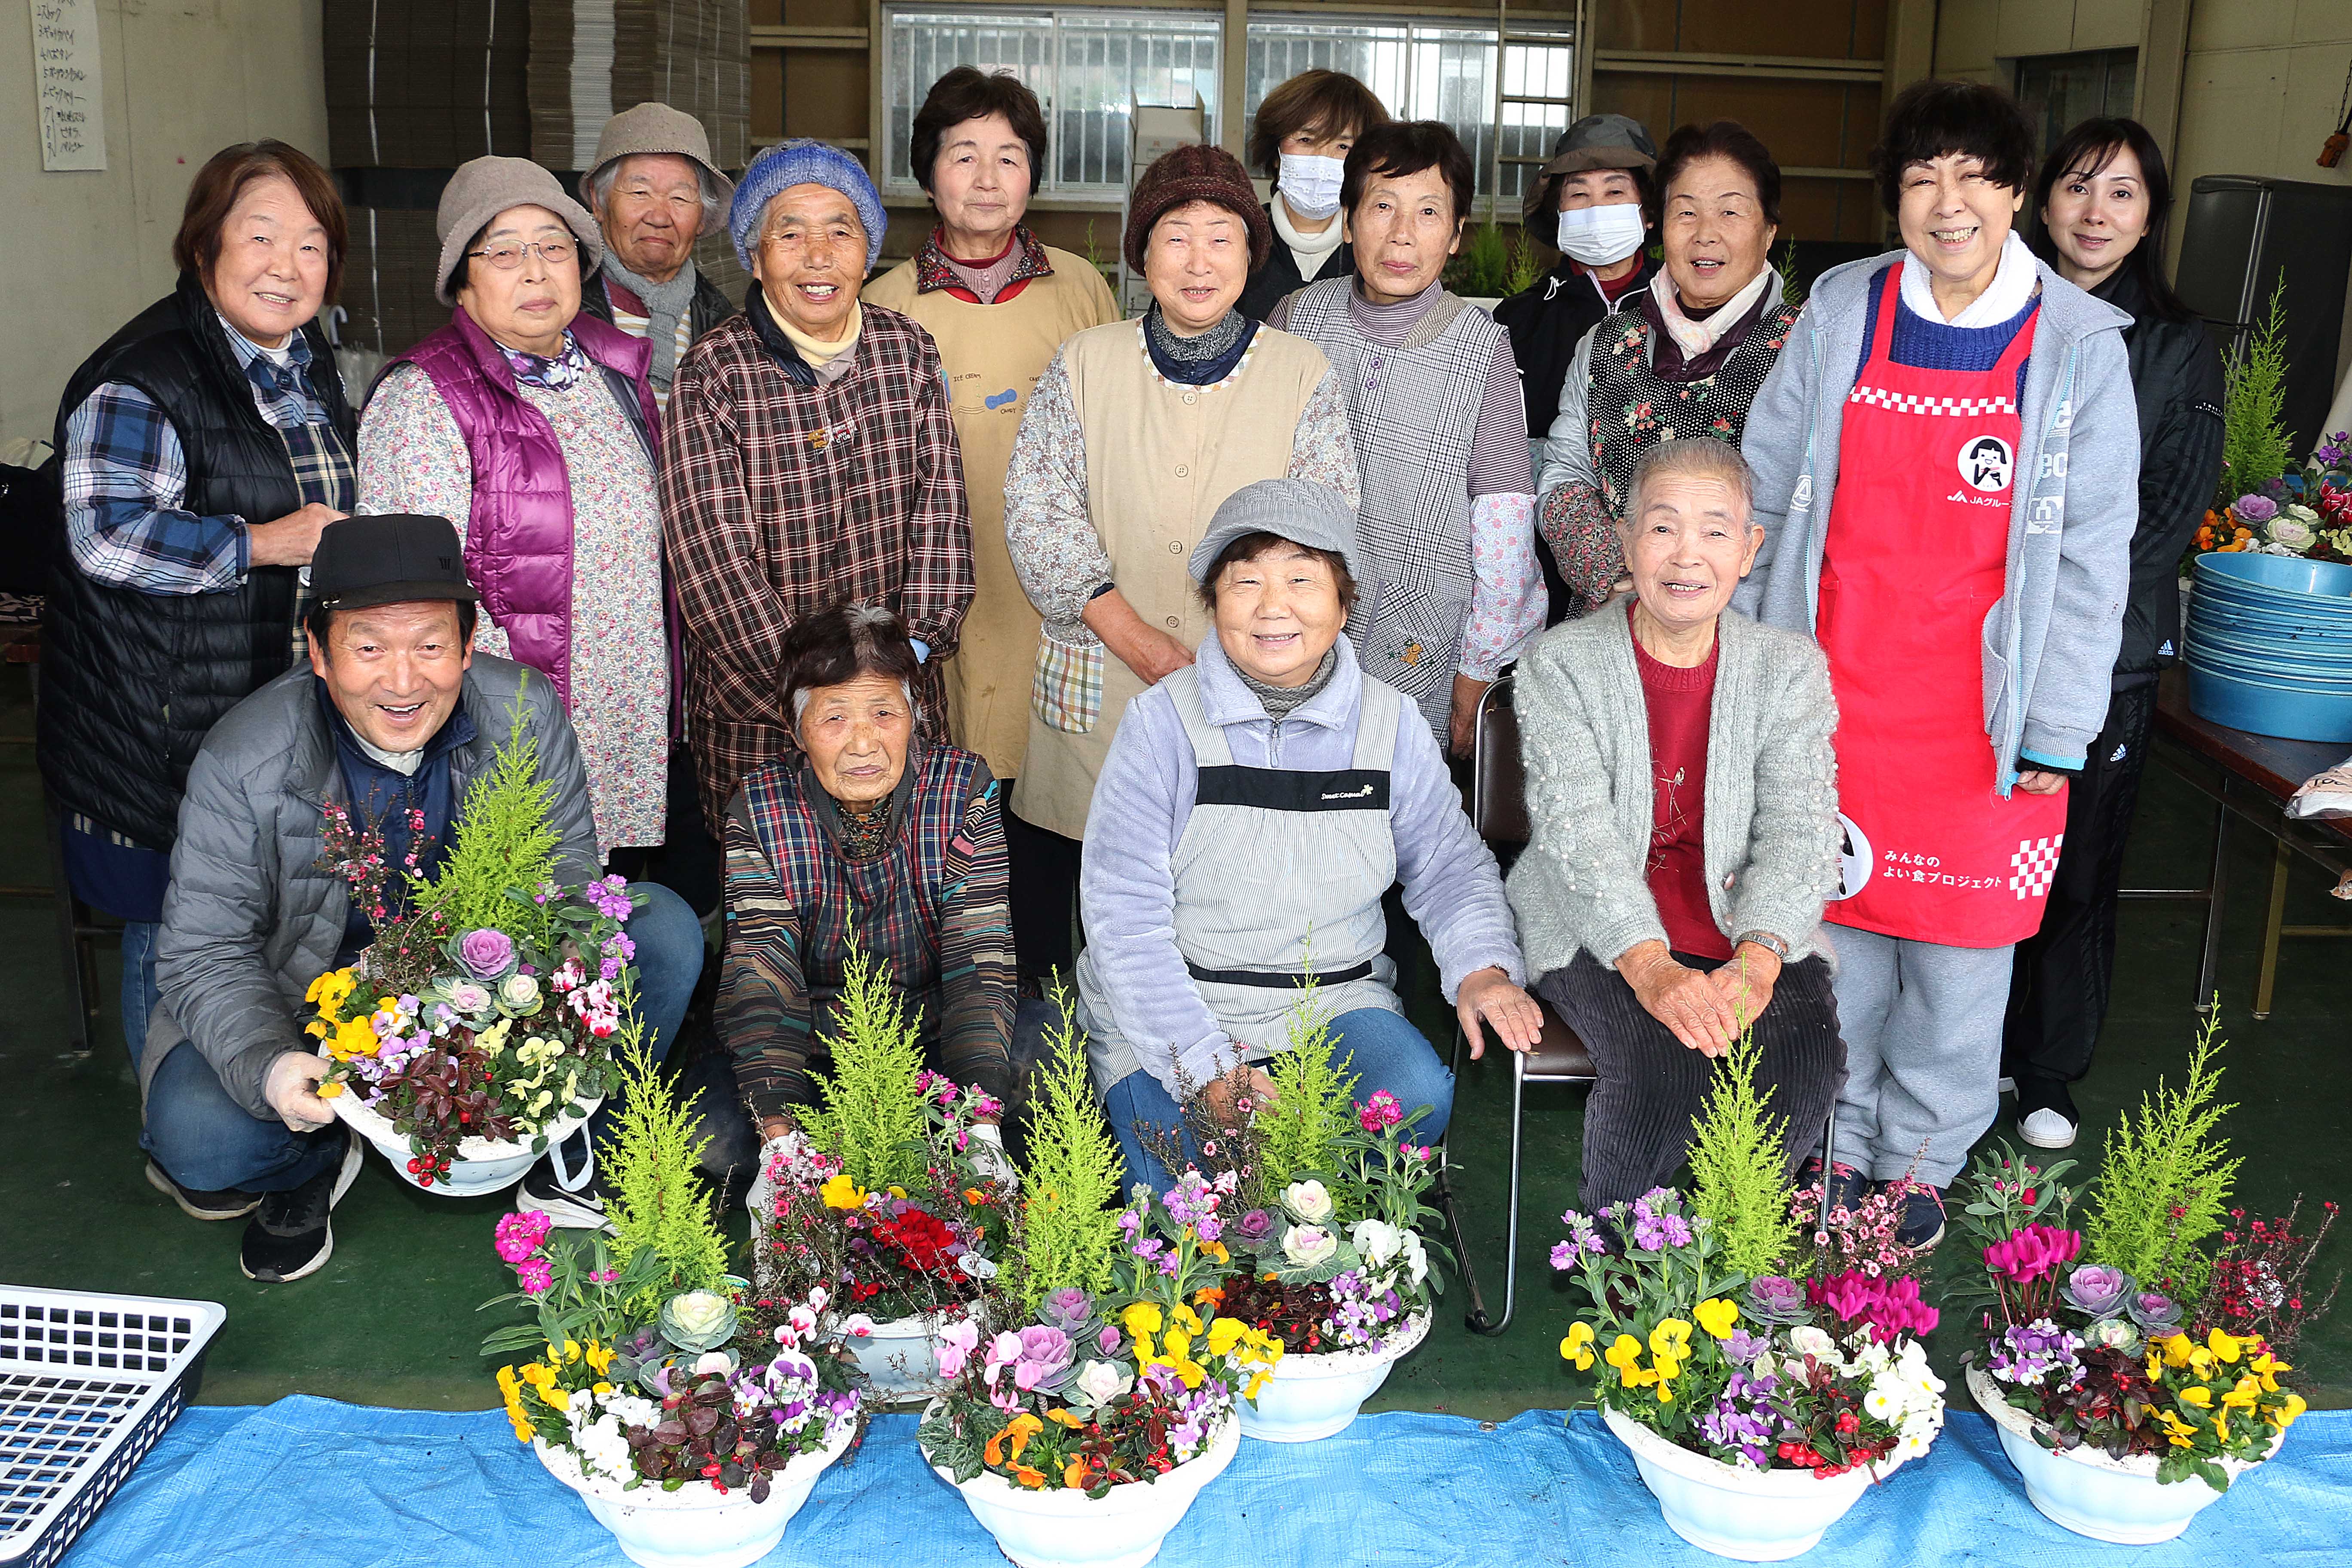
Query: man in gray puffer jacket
141 514 703 1282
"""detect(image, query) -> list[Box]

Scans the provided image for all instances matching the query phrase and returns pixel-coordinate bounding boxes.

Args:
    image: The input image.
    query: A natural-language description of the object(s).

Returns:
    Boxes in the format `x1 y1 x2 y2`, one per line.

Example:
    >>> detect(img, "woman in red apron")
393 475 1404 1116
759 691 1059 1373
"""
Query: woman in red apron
1733 81 2140 1249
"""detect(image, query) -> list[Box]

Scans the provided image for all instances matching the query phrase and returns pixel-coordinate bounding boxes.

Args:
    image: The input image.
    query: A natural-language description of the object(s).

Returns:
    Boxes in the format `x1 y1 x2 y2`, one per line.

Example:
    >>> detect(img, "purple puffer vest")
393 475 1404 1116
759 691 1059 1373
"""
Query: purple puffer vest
388 309 663 714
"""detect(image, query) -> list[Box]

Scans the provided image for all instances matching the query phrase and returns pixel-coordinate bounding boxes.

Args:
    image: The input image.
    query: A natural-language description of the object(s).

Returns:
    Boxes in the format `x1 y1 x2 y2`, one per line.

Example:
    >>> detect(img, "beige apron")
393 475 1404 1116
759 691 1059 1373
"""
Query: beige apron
1009 320 1332 841
862 251 1121 778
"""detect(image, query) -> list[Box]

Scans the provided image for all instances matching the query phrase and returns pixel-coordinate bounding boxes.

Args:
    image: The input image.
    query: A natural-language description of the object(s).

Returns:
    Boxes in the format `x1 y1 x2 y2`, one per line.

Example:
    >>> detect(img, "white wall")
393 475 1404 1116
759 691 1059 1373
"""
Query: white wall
3 0 329 451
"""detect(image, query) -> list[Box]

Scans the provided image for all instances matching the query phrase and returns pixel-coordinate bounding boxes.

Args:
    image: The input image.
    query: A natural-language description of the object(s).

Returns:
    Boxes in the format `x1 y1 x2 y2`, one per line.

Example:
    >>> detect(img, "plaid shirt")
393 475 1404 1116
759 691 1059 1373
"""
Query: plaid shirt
660 301 973 831
61 317 352 601
718 743 1015 1118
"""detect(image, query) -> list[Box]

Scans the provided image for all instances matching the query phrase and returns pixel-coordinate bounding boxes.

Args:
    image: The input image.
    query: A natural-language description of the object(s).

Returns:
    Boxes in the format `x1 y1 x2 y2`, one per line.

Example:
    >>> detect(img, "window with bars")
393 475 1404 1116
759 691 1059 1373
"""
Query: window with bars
882 7 1575 207
883 9 1220 196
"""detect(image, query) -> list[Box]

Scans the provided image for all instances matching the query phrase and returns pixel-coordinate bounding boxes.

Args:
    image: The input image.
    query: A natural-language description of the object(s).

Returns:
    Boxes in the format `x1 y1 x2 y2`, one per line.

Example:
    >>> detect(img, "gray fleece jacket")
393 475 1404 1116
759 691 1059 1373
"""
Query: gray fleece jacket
1506 600 1842 977
1731 252 2138 782
148 656 599 1120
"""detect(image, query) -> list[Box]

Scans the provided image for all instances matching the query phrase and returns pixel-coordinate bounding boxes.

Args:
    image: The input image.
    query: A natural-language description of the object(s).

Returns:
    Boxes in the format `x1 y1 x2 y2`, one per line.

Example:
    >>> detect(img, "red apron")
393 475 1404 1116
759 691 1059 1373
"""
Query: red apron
1816 266 2067 948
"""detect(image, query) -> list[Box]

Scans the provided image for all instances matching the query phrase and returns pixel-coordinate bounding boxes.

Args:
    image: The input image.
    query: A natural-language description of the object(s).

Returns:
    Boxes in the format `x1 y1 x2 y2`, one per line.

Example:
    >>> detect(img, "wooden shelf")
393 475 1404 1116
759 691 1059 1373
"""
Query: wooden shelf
750 25 870 50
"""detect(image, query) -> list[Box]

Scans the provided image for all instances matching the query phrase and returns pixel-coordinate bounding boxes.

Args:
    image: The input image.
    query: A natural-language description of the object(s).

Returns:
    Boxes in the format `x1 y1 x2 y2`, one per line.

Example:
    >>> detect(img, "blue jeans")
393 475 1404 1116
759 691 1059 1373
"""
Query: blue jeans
142 881 706 1194
120 919 162 1072
1100 1005 1455 1193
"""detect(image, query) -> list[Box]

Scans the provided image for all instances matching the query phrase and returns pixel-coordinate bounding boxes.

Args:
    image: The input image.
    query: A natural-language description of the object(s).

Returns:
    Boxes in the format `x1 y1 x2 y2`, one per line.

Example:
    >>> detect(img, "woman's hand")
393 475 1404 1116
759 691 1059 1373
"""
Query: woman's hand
2015 769 2070 796
1083 587 1196 685
1202 1066 1279 1126
1458 966 1544 1057
1616 940 1740 1057
1708 942 1784 1031
1449 674 1488 759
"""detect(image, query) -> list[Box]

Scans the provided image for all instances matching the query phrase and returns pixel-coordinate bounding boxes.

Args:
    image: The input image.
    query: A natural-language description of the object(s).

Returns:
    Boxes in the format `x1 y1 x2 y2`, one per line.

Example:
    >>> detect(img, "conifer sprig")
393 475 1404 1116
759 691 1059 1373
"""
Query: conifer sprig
2086 1010 2241 1296
1008 988 1124 1308
798 943 931 1194
599 1000 729 1312
1687 1022 1799 1278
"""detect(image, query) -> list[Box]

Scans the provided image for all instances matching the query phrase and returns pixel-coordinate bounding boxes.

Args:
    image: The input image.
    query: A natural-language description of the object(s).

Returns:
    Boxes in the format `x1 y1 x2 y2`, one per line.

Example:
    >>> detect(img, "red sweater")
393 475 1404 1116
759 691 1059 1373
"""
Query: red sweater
1631 606 1731 960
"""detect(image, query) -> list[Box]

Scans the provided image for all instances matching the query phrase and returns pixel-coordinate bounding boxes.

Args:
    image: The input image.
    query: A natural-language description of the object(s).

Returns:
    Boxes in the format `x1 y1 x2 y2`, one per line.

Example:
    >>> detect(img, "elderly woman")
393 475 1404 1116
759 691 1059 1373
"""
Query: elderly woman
45 140 355 1078
358 156 668 863
1539 120 1801 618
720 602 1016 1148
2003 118 2225 1150
1236 68 1390 323
1270 120 1545 755
664 140 973 842
1495 115 1660 459
1509 439 1844 1211
1081 479 1540 1189
576 101 739 411
1002 144 1357 978
1737 80 2137 1246
864 67 1121 988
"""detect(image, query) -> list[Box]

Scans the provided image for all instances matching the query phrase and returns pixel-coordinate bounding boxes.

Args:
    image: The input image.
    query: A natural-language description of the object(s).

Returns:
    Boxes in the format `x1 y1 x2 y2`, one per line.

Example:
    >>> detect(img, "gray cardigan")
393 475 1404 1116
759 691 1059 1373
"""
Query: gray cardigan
1731 251 2137 779
148 656 600 1119
1505 600 1841 976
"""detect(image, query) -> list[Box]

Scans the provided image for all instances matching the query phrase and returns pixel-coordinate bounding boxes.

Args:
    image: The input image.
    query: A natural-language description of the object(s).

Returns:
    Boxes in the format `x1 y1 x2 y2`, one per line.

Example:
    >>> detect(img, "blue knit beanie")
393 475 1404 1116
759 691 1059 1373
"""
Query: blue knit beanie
729 140 886 273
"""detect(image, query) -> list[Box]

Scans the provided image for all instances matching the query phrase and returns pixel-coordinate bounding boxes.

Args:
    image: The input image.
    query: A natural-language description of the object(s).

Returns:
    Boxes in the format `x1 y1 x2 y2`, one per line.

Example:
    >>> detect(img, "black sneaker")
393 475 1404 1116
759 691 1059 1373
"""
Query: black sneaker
239 1132 364 1283
1889 1183 1948 1251
518 1152 613 1231
1798 1156 1871 1222
145 1159 260 1221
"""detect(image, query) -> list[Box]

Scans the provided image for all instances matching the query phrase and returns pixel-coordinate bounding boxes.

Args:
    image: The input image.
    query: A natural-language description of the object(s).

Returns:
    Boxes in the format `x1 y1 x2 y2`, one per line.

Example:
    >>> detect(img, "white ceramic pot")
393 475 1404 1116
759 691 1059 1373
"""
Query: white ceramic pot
1239 1309 1430 1442
848 1306 967 1403
930 1415 1239 1568
331 1090 600 1197
1603 1405 1891 1562
534 1418 852 1568
1966 1365 2278 1544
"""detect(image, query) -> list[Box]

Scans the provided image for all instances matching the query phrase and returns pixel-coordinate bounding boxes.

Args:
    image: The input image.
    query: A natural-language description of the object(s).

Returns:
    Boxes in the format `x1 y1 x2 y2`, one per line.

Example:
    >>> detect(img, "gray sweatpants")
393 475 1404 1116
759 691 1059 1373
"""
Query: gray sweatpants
1828 927 2015 1187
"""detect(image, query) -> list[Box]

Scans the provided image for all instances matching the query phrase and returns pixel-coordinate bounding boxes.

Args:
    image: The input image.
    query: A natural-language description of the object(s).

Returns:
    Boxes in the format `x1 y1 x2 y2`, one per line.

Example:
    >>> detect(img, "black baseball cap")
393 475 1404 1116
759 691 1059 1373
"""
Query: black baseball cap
310 514 479 612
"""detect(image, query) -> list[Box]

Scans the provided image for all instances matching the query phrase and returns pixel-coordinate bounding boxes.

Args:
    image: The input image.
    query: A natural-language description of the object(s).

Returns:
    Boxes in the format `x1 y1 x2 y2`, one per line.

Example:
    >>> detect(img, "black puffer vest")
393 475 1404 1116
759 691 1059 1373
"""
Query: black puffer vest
40 271 357 850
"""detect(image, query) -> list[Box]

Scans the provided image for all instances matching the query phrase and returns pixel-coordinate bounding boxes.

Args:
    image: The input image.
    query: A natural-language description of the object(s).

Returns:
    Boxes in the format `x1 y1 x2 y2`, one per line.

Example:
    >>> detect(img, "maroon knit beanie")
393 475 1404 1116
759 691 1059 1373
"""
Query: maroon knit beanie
1122 144 1271 275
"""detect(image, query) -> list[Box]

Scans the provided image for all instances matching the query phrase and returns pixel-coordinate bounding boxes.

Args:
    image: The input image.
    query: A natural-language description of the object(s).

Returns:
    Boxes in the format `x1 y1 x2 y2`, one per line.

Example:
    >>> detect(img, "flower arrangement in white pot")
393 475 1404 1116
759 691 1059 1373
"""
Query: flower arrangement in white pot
481 1037 865 1568
1552 1035 1944 1562
1132 985 1448 1442
917 1004 1282 1568
1952 1016 2331 1544
747 947 1017 1402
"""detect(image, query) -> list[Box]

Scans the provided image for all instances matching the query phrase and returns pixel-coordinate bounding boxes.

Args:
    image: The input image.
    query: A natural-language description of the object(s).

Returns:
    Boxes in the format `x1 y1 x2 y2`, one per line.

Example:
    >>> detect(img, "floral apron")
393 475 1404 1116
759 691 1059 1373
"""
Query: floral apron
1816 266 2067 947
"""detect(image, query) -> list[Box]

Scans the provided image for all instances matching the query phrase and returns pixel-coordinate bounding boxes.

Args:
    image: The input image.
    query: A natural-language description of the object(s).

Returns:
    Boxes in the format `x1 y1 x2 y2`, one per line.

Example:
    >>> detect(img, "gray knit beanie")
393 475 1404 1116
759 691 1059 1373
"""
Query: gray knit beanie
728 140 886 273
435 156 604 304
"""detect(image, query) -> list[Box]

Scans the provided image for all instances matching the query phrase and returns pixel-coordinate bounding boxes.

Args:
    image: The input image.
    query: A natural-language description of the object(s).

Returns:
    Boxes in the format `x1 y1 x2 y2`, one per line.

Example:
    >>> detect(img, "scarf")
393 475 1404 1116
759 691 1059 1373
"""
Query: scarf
1142 303 1256 387
772 302 864 386
1649 266 1779 362
498 329 588 391
1237 646 1338 720
599 254 699 389
1271 196 1346 284
1902 229 2038 328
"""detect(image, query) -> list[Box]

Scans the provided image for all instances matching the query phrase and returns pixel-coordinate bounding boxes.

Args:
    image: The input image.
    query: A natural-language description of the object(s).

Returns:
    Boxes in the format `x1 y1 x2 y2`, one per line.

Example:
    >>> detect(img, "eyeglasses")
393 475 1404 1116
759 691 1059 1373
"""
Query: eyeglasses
466 239 575 270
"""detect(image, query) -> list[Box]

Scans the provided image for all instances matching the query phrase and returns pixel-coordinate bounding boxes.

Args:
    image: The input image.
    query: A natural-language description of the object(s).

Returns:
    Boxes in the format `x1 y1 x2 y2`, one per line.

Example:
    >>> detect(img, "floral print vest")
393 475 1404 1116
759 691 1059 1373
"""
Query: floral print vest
1586 298 1801 516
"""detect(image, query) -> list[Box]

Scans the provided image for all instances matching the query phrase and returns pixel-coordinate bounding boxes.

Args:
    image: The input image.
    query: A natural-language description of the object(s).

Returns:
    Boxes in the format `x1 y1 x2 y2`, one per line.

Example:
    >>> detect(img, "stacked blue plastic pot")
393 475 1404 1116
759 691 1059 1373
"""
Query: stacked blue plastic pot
2184 552 2352 742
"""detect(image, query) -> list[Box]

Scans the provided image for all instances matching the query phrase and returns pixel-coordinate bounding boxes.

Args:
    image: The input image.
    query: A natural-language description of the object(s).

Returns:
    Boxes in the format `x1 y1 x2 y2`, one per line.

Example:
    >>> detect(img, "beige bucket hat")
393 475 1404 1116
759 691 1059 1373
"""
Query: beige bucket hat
578 102 738 209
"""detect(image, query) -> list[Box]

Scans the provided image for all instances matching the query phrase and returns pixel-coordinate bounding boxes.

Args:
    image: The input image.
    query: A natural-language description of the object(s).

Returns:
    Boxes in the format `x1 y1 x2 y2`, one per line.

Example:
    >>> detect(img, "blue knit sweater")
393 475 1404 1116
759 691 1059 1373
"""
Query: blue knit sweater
1858 285 2036 399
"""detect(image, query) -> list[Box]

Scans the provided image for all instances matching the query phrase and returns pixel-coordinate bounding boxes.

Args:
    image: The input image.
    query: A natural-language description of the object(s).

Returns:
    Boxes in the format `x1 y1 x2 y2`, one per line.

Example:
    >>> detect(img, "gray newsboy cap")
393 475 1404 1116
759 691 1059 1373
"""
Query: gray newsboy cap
1188 479 1362 586
434 156 604 304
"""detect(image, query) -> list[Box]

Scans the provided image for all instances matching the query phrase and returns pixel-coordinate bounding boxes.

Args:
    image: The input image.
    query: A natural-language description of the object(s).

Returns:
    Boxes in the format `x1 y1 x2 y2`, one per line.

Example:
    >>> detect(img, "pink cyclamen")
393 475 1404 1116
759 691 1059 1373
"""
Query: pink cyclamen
1983 1223 2084 1286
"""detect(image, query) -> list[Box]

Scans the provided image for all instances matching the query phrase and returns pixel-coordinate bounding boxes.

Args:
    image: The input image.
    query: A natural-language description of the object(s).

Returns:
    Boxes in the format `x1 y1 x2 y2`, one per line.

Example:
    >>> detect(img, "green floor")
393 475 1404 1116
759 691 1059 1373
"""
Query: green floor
2 669 2346 1416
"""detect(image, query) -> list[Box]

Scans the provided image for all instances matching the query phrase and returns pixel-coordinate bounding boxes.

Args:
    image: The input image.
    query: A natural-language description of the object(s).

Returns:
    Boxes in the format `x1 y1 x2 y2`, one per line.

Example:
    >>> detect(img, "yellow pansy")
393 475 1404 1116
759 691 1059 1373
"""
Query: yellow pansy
1172 1303 1203 1337
2250 1352 2287 1393
584 1341 615 1377
1207 1317 1246 1358
1605 1334 1657 1389
2221 1375 2262 1411
1123 1303 1164 1338
1043 1407 1083 1429
2154 1409 2197 1449
2205 1328 2245 1364
1163 1330 1193 1364
1560 1323 1596 1371
2159 1333 2195 1369
316 1080 345 1099
1694 1299 1740 1341
2145 1349 2165 1385
2176 1385 2213 1409
820 1173 868 1211
326 1015 381 1061
306 968 357 1014
2272 1392 2307 1429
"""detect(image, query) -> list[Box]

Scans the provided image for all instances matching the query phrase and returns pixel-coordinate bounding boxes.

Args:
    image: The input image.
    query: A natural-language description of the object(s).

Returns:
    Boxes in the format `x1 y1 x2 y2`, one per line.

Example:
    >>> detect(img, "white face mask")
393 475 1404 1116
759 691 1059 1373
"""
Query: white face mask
1277 153 1347 222
1555 201 1647 267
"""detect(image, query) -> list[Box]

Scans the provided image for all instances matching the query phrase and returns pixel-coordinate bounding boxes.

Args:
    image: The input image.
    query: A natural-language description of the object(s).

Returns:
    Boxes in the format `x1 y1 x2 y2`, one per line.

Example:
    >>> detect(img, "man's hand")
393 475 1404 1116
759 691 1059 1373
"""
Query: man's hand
1449 674 1489 759
2015 769 2070 796
1201 1066 1279 1126
247 502 346 568
1457 966 1544 1058
1707 943 1784 1032
263 1050 337 1131
1616 940 1740 1057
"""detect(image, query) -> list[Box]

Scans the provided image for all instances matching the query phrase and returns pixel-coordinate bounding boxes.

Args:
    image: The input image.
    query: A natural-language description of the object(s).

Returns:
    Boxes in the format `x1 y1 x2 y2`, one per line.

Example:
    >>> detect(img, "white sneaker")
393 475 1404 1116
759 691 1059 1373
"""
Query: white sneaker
2020 1106 2078 1149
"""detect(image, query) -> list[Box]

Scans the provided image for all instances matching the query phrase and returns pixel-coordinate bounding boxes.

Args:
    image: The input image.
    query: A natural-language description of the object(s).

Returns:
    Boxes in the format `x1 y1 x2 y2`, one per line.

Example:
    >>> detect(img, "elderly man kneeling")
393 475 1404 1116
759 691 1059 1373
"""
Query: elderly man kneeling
145 515 703 1282
1080 479 1542 1190
1507 438 1844 1212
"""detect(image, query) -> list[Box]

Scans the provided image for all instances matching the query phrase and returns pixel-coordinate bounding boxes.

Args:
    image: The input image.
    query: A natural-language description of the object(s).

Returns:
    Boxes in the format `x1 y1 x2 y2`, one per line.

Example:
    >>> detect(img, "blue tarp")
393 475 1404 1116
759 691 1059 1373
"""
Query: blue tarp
55 1399 2352 1566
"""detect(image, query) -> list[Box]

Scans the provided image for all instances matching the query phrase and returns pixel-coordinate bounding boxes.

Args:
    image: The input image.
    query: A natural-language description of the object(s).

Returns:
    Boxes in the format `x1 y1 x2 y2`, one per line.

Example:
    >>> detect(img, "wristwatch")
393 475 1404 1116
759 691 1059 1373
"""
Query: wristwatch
1732 930 1791 962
